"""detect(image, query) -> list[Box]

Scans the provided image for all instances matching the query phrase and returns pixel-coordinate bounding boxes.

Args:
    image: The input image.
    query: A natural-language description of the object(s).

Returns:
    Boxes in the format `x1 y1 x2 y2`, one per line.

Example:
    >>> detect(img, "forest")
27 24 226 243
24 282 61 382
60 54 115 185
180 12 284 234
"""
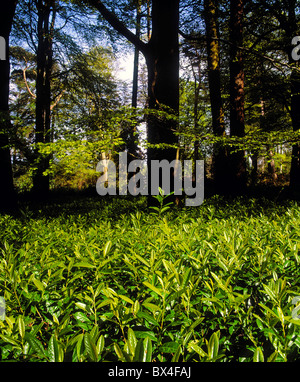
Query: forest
0 0 300 364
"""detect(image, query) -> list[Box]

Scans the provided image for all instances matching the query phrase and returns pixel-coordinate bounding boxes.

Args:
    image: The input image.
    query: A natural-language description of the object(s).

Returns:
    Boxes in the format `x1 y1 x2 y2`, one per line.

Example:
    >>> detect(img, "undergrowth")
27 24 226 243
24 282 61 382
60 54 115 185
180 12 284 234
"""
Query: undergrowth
0 195 300 362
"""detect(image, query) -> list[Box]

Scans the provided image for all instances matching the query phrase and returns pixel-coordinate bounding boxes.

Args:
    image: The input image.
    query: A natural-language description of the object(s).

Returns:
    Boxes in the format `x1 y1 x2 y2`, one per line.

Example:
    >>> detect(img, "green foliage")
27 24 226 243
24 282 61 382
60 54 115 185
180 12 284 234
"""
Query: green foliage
149 187 174 217
0 195 300 361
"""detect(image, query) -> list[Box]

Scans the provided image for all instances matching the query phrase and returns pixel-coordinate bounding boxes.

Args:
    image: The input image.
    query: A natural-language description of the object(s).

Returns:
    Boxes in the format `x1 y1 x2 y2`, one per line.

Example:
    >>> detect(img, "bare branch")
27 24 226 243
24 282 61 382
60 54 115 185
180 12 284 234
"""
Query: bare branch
50 89 65 111
22 59 36 99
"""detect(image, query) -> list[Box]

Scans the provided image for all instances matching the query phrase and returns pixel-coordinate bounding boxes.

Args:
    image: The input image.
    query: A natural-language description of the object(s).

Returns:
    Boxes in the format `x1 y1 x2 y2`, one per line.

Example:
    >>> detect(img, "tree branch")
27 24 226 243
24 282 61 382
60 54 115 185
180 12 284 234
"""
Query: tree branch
82 0 148 54
179 30 300 74
50 89 65 111
22 61 36 99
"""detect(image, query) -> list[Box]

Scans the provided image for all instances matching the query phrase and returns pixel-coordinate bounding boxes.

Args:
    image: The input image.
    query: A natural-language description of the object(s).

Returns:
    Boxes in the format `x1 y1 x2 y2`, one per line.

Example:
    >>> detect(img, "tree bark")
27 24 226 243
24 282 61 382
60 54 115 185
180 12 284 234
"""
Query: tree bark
144 0 179 200
0 1 18 213
204 0 228 194
286 1 300 193
128 0 141 163
32 0 55 196
228 0 247 194
132 1 141 110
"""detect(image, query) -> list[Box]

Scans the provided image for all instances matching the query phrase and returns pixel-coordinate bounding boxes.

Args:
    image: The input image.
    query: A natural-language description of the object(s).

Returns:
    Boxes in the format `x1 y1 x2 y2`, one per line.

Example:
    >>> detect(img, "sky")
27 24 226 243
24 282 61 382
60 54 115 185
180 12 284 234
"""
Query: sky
116 53 134 82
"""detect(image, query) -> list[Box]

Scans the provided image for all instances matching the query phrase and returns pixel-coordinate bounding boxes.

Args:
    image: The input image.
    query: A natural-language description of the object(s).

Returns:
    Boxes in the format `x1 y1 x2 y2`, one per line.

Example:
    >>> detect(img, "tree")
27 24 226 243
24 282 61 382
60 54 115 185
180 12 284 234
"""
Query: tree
204 0 227 193
12 0 97 194
281 0 300 193
247 0 300 192
10 43 122 191
228 0 247 193
128 0 141 165
82 0 180 200
31 0 56 196
0 0 18 213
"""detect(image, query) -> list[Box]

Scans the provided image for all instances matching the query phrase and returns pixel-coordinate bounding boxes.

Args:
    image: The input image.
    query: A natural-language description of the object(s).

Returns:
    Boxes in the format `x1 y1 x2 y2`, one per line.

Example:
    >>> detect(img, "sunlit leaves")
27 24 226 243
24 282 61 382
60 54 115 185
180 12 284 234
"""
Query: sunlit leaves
0 196 300 361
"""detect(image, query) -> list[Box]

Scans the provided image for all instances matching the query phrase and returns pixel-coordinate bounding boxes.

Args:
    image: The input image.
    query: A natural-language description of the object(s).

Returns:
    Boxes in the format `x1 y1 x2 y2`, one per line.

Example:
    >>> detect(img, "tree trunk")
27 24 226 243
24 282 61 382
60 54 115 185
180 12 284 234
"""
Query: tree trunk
32 0 55 196
132 1 141 110
289 61 300 192
286 1 300 193
228 0 247 194
204 0 228 194
251 152 258 185
145 0 179 180
83 0 180 202
127 0 141 164
0 1 18 213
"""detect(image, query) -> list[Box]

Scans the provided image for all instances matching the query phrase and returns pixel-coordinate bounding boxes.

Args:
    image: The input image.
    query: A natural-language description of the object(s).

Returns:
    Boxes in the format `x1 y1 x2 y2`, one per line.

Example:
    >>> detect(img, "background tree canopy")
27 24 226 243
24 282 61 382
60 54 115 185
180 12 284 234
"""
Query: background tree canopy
0 0 300 211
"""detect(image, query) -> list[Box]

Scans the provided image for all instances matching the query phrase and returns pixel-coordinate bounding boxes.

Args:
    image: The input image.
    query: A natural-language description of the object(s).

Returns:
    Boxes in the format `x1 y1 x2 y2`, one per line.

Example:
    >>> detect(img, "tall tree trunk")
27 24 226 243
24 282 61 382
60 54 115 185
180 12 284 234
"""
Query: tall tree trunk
128 0 141 164
204 0 227 194
83 0 180 202
132 1 141 109
32 0 55 196
144 0 179 201
192 60 201 181
0 1 18 213
228 0 247 194
286 1 300 194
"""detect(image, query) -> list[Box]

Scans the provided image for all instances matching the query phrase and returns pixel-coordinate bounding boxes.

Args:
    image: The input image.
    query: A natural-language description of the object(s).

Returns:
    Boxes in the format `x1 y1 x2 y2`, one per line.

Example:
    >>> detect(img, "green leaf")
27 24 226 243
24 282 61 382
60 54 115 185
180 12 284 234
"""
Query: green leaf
133 339 143 362
160 341 180 354
143 337 152 362
208 332 219 360
33 278 45 292
0 334 21 348
132 300 140 315
267 351 278 362
17 316 25 339
133 330 157 342
134 337 152 362
24 333 46 358
262 284 277 302
75 302 87 311
132 253 150 268
84 333 98 362
258 303 279 319
76 333 84 360
187 317 204 334
188 341 207 358
74 312 91 322
143 281 164 297
74 312 92 331
143 302 162 313
171 345 182 362
96 335 105 355
114 343 126 362
211 272 230 293
119 295 134 305
181 267 192 289
48 335 60 362
127 328 137 356
253 347 264 362
160 206 171 214
74 262 95 269
103 240 112 257
137 311 159 326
